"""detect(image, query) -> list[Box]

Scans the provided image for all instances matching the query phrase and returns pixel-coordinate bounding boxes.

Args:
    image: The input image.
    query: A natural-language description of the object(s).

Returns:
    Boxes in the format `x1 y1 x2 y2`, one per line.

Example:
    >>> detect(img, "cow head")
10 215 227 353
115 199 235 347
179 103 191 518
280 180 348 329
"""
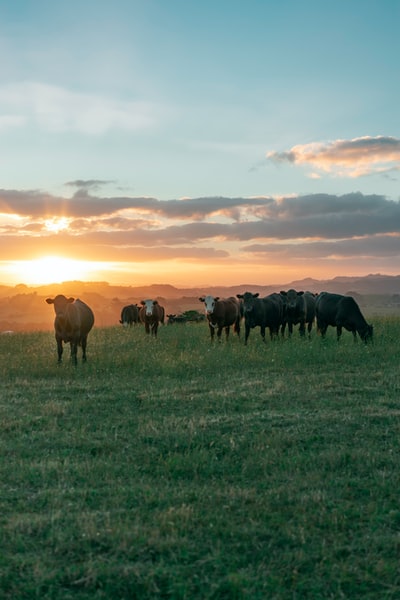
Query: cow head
46 295 74 314
361 324 374 343
236 292 258 315
199 295 219 315
141 299 157 316
280 289 303 310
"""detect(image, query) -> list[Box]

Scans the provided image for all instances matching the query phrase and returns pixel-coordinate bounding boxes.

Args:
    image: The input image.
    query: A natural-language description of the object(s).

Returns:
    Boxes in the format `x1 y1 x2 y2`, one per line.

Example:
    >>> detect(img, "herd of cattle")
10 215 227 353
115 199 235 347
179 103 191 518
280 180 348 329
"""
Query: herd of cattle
45 290 373 363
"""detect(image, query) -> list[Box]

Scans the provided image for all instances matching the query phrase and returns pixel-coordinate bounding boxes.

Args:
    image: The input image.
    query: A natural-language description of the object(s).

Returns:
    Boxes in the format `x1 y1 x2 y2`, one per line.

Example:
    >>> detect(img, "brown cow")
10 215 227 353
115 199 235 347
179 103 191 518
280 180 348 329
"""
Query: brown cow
139 299 165 337
198 295 242 342
46 295 95 364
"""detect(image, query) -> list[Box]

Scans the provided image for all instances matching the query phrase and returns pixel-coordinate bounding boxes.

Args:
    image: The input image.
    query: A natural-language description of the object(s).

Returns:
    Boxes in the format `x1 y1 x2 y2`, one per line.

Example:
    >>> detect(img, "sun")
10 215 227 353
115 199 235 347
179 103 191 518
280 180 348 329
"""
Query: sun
12 256 95 285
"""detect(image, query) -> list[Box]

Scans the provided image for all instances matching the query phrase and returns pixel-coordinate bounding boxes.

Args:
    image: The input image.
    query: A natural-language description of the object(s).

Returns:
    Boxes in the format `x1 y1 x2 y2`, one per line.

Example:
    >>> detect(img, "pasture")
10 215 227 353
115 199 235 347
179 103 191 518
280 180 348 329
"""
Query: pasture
1 317 400 599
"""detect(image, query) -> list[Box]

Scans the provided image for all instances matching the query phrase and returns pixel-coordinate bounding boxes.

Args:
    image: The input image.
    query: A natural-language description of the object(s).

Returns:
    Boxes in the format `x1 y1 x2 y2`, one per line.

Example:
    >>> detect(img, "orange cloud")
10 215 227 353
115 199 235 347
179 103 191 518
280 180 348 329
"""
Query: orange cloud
267 136 400 177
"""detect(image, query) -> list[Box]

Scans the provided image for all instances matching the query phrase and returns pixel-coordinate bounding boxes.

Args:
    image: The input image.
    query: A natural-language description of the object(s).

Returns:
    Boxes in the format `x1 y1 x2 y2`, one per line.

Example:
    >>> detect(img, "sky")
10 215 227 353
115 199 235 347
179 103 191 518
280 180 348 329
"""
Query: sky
0 0 399 288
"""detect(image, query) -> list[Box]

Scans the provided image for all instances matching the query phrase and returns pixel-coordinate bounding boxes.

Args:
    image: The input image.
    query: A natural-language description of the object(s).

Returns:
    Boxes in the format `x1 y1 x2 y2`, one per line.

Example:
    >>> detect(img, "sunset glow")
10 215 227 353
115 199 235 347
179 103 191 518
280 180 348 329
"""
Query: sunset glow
5 257 103 286
0 3 398 290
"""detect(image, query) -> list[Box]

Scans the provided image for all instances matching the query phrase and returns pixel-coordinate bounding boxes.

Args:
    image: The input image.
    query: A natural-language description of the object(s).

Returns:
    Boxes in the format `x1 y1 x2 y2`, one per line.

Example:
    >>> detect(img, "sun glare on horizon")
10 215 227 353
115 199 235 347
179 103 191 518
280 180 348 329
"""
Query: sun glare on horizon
6 256 99 285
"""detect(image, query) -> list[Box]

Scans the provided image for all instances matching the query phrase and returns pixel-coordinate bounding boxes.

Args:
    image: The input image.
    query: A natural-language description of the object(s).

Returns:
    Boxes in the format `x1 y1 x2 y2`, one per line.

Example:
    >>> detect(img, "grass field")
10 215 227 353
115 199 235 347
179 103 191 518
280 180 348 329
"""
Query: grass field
1 317 400 599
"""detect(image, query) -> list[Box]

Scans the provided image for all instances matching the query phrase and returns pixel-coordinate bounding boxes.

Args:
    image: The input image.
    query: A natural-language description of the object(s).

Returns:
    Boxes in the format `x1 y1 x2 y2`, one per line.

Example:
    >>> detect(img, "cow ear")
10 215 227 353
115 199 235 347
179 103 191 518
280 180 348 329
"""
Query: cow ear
140 300 145 305
254 293 259 298
67 297 75 303
46 298 54 304
298 291 304 296
236 294 243 299
199 297 205 302
215 297 220 302
153 300 158 305
280 291 286 296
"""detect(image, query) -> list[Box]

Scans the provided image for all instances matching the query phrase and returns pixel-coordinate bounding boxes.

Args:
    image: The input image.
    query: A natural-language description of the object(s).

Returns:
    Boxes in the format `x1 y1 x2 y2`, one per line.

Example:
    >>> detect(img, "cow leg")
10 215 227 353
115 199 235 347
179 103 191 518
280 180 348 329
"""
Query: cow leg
299 320 306 337
260 325 266 342
244 323 251 345
152 323 158 337
336 325 342 341
70 341 78 365
56 336 63 363
307 321 313 338
224 326 230 341
209 324 215 342
216 326 224 342
288 322 293 337
145 322 150 335
81 335 88 361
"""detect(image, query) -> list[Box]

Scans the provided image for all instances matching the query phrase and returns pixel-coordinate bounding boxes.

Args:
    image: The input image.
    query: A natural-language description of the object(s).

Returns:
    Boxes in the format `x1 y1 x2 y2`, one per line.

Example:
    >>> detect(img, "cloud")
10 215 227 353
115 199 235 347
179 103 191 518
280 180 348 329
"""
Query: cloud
266 136 400 178
0 82 158 134
0 190 399 274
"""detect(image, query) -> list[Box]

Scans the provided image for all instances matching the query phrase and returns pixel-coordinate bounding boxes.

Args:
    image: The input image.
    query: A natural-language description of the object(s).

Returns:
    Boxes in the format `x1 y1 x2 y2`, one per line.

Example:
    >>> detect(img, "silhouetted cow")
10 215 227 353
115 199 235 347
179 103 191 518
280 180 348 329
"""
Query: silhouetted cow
280 289 316 337
139 299 165 337
315 292 373 342
236 292 283 345
46 295 95 364
119 304 139 327
198 295 242 342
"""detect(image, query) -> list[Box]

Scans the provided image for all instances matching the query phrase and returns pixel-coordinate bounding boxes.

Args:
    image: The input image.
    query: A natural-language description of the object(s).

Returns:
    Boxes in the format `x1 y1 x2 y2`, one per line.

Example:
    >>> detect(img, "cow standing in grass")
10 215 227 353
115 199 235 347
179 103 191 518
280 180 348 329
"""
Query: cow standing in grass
46 295 95 364
119 304 139 327
198 295 242 342
236 292 283 345
280 289 316 338
139 299 165 337
315 292 373 342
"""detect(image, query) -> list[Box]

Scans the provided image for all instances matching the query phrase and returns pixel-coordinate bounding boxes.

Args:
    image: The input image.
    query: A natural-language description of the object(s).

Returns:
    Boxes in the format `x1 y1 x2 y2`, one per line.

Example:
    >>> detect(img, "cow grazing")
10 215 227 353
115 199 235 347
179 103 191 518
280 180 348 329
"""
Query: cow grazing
198 295 242 342
46 295 95 364
236 292 283 345
119 304 139 327
139 299 165 337
315 292 373 342
167 313 187 324
280 289 316 337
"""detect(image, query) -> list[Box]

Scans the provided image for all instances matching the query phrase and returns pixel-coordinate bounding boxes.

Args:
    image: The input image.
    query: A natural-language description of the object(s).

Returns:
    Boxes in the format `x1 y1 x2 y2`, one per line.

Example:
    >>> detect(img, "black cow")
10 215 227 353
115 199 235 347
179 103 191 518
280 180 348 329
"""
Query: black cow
166 313 187 324
139 299 165 337
280 289 316 337
236 292 283 345
315 292 373 342
46 295 95 364
119 304 139 327
198 295 242 342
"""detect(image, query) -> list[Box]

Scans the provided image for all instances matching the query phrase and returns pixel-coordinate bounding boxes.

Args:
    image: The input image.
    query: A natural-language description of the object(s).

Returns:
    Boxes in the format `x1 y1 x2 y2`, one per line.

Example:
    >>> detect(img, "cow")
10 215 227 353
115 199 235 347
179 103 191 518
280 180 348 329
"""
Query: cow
315 292 373 342
279 289 316 338
198 295 242 342
167 314 187 324
46 295 95 364
139 299 165 337
119 304 139 327
236 292 284 345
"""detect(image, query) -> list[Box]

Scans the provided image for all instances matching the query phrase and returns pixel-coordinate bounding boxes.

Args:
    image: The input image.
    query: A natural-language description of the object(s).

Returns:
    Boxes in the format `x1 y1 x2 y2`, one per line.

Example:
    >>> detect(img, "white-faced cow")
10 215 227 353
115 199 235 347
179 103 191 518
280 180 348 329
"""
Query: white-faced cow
315 292 373 342
139 299 165 337
198 295 242 342
46 295 95 364
236 292 284 345
119 304 139 327
280 289 316 338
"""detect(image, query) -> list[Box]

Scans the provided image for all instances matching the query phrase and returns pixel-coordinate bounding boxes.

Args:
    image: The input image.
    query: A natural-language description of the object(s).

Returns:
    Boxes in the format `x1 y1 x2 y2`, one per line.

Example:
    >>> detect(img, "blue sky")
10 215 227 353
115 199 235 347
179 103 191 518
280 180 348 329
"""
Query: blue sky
0 0 399 286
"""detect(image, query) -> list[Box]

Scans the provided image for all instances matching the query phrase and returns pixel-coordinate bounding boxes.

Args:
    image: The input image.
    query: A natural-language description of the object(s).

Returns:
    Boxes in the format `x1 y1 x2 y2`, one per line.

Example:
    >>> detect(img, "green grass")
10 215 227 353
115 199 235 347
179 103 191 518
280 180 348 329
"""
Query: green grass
1 319 400 599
